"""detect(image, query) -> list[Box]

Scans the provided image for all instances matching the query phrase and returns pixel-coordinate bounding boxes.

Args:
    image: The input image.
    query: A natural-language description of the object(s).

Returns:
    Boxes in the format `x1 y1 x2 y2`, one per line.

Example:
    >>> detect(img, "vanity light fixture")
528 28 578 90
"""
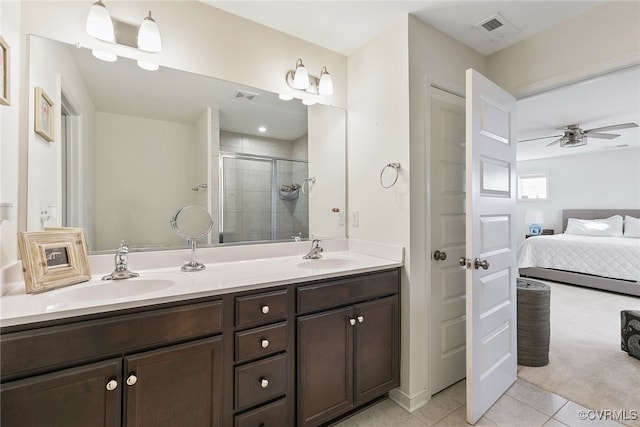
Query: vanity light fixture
302 99 316 106
285 58 334 97
85 1 162 70
278 93 294 101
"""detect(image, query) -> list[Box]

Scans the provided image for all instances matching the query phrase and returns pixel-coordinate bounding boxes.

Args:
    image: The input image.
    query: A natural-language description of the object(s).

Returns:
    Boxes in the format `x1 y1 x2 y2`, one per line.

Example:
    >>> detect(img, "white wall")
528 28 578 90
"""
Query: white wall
26 36 97 237
94 112 196 251
0 1 21 274
488 1 640 96
308 104 345 239
516 147 640 244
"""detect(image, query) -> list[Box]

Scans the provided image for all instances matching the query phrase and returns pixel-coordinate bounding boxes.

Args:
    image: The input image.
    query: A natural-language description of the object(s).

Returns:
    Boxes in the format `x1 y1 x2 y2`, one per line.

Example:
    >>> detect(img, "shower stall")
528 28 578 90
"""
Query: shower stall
219 153 309 243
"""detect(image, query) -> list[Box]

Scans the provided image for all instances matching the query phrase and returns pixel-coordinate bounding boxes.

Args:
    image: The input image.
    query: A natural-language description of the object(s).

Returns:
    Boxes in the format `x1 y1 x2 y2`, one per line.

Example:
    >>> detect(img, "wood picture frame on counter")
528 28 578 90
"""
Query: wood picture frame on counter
0 35 9 106
34 86 54 141
18 228 91 293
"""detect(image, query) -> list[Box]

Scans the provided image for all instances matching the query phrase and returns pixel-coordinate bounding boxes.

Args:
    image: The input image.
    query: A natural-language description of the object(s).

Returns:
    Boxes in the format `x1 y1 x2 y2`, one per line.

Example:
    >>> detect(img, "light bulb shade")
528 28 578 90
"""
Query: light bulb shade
293 59 309 89
302 99 316 106
137 60 159 71
318 67 334 95
138 11 162 52
86 1 115 42
278 93 294 101
92 49 117 62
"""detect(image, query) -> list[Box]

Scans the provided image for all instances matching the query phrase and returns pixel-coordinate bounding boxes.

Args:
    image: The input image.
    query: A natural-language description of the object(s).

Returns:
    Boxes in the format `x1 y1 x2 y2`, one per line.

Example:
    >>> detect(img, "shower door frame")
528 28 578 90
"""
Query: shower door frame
219 152 308 244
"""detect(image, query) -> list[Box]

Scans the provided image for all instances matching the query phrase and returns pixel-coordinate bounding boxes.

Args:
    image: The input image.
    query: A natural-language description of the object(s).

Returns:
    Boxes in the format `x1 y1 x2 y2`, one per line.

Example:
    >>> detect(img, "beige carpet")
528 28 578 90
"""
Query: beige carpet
517 280 640 427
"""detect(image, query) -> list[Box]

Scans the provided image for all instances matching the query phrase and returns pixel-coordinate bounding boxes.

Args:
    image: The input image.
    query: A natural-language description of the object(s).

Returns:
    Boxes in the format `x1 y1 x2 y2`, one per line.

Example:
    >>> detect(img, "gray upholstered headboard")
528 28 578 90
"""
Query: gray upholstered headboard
562 209 640 232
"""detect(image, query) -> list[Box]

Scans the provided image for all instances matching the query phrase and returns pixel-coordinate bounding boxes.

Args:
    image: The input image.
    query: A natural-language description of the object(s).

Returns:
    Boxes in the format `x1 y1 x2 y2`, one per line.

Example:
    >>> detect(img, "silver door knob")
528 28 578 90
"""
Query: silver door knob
126 374 137 386
105 379 118 391
261 305 270 314
261 339 270 348
433 250 447 261
349 318 356 326
260 378 269 388
474 258 490 270
459 257 469 267
357 315 364 323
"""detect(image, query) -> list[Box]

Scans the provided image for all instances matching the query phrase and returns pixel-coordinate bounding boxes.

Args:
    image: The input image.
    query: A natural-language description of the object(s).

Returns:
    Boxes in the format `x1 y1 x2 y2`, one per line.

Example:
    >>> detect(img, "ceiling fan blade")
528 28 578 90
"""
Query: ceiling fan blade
585 122 639 133
545 138 563 147
518 134 563 143
586 132 619 140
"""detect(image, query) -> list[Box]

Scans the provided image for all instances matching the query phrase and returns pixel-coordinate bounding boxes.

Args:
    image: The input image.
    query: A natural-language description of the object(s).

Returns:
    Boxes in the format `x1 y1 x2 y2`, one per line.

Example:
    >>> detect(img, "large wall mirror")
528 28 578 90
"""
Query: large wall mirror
27 35 346 253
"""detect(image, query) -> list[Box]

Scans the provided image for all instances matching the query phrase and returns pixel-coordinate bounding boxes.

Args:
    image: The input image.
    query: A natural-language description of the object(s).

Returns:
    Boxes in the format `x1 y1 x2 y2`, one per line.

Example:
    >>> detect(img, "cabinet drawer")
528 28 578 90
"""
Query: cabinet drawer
1 300 223 381
235 322 287 363
297 270 399 314
234 397 288 427
235 354 287 412
235 290 287 329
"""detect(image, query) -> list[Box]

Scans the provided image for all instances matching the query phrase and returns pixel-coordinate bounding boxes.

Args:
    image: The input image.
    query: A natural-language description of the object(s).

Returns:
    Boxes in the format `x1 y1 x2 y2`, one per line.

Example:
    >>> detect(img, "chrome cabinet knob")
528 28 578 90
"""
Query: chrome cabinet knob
474 258 490 270
261 339 270 349
105 379 118 391
357 315 364 323
126 374 138 386
349 318 356 326
433 250 447 261
261 305 270 314
260 378 269 388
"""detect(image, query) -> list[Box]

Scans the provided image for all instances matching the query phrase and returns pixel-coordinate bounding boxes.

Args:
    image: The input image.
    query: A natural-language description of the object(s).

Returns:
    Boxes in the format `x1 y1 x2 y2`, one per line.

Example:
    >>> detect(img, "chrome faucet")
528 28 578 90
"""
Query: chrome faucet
102 240 140 280
303 239 324 259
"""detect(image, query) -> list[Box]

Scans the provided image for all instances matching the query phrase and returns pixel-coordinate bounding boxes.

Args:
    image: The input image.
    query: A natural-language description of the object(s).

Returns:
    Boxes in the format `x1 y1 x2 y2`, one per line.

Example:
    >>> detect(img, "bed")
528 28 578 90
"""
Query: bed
518 209 640 296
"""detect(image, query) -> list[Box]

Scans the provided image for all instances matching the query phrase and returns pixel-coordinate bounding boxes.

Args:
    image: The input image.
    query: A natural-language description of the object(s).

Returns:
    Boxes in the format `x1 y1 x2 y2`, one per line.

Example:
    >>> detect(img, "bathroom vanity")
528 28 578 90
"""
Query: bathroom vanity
0 244 401 427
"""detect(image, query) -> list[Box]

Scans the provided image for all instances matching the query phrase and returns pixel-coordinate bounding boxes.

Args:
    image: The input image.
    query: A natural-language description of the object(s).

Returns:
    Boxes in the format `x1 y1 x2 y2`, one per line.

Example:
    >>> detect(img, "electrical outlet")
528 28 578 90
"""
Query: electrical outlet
351 211 359 227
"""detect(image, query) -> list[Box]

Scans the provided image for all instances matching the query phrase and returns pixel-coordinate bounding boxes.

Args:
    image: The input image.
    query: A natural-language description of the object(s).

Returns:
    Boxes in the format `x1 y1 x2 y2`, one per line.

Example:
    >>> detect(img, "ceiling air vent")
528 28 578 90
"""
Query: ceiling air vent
475 13 520 42
235 90 260 101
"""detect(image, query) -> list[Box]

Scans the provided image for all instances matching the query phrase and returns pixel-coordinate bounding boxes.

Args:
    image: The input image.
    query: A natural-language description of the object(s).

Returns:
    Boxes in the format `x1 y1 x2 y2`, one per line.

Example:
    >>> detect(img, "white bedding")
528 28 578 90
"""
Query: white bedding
518 234 640 282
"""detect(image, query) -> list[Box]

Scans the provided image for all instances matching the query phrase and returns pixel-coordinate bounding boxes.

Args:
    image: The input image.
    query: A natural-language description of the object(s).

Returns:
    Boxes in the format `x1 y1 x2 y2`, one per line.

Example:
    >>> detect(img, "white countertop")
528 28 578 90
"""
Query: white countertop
0 239 403 328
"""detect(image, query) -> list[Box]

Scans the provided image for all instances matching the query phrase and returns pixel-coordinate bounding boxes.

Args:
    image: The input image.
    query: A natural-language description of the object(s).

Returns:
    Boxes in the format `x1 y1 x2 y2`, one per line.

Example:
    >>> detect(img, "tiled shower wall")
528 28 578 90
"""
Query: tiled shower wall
220 131 308 243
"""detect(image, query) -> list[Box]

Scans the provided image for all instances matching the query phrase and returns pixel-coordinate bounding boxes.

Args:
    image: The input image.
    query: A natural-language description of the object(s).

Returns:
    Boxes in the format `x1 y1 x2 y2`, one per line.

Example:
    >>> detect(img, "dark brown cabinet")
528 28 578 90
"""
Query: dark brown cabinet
296 270 400 427
1 359 121 427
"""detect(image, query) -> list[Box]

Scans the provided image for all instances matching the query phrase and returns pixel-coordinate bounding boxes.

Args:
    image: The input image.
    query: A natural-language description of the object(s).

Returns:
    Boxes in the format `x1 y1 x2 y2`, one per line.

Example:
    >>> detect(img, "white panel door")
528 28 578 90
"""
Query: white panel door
429 87 467 394
465 69 517 424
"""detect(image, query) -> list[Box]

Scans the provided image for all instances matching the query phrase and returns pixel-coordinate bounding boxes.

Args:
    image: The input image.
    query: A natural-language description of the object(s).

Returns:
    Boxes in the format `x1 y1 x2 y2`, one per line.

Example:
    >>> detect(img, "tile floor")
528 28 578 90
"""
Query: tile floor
335 379 626 427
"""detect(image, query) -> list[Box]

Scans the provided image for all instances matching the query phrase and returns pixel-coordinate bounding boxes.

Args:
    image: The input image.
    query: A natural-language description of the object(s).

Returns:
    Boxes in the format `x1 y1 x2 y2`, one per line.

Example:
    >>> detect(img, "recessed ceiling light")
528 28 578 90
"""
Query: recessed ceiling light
258 126 267 133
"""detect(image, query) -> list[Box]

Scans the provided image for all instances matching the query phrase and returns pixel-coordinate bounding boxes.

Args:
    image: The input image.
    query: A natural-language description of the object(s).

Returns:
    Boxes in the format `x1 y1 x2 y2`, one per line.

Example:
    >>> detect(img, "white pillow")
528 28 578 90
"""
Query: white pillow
624 215 640 238
565 215 623 237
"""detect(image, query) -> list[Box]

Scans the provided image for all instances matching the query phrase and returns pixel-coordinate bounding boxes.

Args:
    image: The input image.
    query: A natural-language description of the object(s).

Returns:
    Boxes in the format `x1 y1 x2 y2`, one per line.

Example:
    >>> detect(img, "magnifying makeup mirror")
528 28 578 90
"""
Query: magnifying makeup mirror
170 205 214 271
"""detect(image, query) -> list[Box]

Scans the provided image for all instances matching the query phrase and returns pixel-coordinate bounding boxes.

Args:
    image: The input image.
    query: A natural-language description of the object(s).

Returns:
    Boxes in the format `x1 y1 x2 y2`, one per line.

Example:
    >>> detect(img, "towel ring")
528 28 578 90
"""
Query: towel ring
380 163 401 188
301 177 316 194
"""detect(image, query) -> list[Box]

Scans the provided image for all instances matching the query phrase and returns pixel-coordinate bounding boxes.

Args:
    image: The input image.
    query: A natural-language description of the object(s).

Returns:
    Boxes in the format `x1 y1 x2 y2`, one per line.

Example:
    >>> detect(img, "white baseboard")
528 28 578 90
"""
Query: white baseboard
388 387 430 413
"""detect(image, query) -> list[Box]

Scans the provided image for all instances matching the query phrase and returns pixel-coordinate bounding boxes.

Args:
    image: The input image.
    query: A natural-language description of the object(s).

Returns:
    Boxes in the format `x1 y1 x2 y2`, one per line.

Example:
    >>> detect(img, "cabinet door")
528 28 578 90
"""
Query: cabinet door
354 295 400 406
1 359 121 427
297 306 354 427
124 336 222 427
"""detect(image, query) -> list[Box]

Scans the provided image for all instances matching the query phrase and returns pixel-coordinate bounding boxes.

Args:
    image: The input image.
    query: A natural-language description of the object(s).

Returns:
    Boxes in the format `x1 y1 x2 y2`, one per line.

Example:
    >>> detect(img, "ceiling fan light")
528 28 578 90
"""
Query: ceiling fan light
86 0 115 42
138 11 162 52
318 66 334 95
293 59 309 90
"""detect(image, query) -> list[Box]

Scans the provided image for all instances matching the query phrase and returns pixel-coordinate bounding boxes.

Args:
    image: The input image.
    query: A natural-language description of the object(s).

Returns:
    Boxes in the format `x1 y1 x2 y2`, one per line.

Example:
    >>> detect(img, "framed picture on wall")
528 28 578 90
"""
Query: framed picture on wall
34 86 55 142
18 228 91 293
0 35 9 106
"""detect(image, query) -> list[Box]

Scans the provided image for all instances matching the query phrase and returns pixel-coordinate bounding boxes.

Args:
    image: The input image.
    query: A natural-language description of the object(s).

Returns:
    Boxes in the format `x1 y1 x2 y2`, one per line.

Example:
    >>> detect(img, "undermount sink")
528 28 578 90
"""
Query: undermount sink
297 258 355 270
54 274 185 302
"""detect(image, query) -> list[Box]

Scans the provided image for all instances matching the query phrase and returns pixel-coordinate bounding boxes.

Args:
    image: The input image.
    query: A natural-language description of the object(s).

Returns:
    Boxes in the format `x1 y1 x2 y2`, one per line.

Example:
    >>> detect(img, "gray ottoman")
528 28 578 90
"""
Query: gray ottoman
621 310 640 360
517 278 551 367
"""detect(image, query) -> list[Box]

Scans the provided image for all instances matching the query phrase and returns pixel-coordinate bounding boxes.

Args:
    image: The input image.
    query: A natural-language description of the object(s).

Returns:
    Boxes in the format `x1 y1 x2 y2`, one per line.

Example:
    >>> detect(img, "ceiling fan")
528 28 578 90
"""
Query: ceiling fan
518 122 639 147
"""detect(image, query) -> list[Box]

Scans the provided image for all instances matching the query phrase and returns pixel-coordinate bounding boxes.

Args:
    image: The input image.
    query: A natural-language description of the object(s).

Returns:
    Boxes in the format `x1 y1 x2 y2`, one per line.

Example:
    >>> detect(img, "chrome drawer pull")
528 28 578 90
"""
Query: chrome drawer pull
261 305 270 314
260 377 269 388
349 318 356 326
261 339 270 348
357 315 364 323
105 379 118 391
